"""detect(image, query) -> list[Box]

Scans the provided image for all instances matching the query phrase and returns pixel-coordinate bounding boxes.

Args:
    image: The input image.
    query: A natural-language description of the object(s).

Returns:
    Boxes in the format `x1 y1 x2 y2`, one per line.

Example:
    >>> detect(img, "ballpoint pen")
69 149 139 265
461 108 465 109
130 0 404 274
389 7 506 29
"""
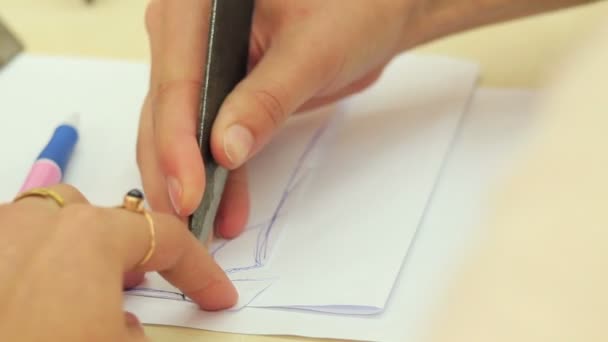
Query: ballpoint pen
19 114 79 192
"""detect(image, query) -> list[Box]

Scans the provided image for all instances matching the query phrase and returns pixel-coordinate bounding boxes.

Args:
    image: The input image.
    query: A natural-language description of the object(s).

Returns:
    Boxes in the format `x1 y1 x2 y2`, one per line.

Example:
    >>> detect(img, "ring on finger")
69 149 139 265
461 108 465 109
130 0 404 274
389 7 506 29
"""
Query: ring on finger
13 188 65 208
119 189 156 267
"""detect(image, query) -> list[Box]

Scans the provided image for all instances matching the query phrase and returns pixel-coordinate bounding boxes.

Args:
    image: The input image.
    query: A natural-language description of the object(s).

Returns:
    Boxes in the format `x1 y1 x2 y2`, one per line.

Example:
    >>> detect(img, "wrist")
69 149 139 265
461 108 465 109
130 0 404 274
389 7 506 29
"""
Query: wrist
401 0 477 50
402 0 597 51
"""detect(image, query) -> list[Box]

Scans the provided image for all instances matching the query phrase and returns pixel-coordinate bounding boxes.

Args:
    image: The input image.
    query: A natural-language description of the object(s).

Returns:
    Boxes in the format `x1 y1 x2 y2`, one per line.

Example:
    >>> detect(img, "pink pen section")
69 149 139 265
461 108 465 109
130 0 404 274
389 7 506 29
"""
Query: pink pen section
19 159 63 192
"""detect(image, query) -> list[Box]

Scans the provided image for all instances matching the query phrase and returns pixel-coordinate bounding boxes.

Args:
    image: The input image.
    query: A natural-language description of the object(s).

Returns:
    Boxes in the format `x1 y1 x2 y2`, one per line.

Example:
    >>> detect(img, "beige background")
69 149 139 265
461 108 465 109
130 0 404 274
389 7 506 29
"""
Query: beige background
2 1 608 341
2 1 608 87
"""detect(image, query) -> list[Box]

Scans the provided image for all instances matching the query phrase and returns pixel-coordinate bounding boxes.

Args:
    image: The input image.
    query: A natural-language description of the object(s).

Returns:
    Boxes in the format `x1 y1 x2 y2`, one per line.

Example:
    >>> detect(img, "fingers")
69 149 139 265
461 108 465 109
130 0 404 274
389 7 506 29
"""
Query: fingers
210 31 338 170
297 67 385 113
106 207 238 310
6 184 90 249
147 0 211 216
124 311 146 341
153 81 205 217
137 0 175 214
215 166 250 239
137 95 173 214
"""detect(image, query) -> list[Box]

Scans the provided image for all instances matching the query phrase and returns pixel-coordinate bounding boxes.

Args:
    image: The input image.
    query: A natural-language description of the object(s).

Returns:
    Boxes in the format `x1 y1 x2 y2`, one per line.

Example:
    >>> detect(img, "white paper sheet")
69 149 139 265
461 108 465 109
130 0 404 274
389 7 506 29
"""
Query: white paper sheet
0 53 486 331
0 54 333 310
247 55 480 313
124 89 541 341
125 53 480 314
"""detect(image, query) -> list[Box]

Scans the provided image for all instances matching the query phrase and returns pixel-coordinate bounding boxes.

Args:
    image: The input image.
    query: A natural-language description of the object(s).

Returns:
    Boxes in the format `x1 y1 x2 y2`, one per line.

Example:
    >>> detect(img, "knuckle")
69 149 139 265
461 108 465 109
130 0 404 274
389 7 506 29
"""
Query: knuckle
327 50 348 80
57 205 105 233
54 183 79 195
53 184 87 202
316 50 348 94
249 86 287 130
153 78 202 149
56 205 118 258
248 29 266 69
351 69 384 94
156 147 173 173
155 79 202 99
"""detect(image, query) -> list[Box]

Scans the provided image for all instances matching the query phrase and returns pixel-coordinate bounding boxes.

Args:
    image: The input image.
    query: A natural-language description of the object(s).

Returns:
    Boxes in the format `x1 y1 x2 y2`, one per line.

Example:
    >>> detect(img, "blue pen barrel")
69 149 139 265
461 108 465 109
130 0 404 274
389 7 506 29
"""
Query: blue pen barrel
37 124 79 173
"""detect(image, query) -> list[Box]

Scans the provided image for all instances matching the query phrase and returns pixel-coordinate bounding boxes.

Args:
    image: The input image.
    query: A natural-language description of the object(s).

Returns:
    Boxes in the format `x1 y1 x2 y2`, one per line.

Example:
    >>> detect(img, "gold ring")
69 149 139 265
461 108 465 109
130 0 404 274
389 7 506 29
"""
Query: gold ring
120 189 156 267
14 188 65 208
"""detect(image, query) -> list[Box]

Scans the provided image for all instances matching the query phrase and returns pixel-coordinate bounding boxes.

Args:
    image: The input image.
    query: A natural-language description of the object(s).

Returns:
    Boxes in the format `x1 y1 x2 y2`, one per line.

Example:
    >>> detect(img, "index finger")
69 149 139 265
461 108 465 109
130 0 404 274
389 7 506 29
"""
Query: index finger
103 206 237 311
150 0 211 215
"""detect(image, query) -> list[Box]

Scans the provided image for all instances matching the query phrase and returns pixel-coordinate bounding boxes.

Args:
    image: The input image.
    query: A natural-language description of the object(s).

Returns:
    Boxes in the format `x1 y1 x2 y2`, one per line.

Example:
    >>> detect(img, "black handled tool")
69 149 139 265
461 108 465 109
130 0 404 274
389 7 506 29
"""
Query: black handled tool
189 0 254 244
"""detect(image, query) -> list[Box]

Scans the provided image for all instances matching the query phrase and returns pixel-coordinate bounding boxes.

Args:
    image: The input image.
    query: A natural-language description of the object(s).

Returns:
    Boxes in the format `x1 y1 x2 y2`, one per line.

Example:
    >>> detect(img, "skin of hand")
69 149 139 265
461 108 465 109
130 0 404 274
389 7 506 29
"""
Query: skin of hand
136 0 593 240
0 184 237 342
136 0 422 239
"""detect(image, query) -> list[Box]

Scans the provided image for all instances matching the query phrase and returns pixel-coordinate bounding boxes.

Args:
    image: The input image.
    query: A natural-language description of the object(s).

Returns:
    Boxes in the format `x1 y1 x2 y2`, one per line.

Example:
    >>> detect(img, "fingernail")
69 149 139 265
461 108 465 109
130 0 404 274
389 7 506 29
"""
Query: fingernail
223 124 254 167
167 176 182 215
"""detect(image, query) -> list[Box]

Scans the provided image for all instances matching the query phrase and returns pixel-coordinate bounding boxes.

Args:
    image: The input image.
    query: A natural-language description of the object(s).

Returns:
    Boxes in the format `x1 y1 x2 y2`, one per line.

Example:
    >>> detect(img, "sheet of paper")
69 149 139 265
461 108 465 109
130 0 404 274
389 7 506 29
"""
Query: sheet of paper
247 55 480 313
124 89 541 341
127 273 275 311
126 53 479 314
0 54 329 309
0 55 148 204
0 52 480 324
128 108 337 310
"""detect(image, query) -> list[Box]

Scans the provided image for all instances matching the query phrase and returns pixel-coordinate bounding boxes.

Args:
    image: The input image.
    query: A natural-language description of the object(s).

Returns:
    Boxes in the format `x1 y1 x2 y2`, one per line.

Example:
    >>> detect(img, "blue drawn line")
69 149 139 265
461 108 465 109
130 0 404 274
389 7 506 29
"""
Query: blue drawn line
210 219 277 257
210 240 229 257
259 124 327 261
124 119 333 304
223 121 331 274
126 278 276 303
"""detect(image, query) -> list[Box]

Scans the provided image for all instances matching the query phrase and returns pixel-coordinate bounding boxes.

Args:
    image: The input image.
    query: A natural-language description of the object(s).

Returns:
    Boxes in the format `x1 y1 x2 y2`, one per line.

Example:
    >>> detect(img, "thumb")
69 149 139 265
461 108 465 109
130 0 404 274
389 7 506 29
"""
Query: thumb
210 35 339 169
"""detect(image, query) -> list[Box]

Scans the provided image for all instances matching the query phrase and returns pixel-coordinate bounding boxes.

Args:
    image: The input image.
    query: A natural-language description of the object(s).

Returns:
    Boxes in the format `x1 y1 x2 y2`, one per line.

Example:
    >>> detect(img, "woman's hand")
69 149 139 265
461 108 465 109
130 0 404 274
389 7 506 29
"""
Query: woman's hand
137 0 585 241
136 0 423 239
0 184 237 341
